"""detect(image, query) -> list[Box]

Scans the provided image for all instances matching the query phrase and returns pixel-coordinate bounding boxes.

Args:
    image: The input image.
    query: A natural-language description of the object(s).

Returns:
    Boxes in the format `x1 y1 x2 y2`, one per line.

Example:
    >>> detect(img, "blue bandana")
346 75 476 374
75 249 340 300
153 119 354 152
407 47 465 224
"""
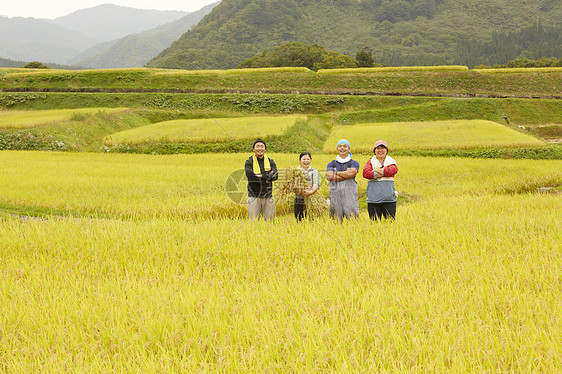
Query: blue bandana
337 139 350 147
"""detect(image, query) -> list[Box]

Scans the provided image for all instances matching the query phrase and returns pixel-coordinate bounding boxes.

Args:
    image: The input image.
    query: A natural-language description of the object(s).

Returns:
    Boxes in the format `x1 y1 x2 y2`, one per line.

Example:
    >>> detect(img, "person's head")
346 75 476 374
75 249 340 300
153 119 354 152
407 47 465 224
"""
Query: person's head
299 151 312 169
336 139 351 157
373 140 388 159
253 138 266 158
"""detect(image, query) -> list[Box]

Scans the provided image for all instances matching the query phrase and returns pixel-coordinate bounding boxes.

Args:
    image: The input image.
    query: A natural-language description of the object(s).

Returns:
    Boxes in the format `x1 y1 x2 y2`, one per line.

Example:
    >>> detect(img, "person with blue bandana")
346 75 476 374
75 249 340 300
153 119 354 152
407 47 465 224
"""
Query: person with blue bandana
325 139 360 221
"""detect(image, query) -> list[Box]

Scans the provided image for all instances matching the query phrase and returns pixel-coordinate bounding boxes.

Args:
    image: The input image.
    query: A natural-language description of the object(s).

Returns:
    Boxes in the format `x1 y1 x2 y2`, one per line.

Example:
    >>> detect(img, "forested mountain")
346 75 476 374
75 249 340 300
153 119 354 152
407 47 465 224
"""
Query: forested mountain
147 0 562 69
455 22 562 67
0 56 81 69
70 3 218 69
51 5 188 43
0 57 30 68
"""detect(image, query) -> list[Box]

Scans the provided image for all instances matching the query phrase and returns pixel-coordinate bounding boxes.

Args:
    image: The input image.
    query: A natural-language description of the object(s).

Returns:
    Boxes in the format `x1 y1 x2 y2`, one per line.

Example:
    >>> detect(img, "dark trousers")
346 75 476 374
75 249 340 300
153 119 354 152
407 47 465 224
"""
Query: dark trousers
368 202 396 220
294 197 306 221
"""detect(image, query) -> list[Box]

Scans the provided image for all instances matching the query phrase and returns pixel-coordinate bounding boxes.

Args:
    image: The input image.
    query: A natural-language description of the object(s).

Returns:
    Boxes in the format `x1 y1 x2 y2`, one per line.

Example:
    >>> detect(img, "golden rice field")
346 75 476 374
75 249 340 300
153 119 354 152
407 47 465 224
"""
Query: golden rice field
153 67 313 75
0 66 313 79
317 65 469 74
0 151 560 219
104 115 307 146
0 151 560 371
0 150 561 371
324 120 545 153
0 108 128 129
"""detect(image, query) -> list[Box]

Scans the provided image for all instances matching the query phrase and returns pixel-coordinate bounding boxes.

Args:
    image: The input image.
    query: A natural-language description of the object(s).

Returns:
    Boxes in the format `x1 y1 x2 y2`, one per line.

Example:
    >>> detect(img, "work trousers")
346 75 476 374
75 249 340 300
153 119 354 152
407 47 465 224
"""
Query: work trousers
248 196 275 221
367 202 396 221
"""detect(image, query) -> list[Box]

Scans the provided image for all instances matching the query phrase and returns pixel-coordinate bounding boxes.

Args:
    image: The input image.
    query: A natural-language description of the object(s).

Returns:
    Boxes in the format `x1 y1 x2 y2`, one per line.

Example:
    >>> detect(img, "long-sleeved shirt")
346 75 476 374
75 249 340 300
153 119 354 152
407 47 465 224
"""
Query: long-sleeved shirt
245 156 278 198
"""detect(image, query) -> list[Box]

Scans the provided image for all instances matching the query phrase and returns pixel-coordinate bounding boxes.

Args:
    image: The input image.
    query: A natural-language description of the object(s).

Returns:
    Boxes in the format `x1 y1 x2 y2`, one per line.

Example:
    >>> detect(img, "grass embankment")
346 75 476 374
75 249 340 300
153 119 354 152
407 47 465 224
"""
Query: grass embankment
1 93 558 126
0 110 150 152
1 67 560 97
473 67 562 74
324 120 544 153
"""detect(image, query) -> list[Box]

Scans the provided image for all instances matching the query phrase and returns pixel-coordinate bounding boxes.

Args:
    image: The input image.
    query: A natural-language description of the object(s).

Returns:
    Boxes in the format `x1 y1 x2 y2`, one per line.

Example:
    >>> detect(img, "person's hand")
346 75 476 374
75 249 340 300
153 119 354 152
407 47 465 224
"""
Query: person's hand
256 174 262 178
374 167 384 178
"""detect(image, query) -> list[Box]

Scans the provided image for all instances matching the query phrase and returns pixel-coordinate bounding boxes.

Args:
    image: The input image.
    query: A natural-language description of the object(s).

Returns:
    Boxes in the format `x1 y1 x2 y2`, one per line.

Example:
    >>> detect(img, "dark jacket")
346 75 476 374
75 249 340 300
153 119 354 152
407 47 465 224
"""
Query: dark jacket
245 156 278 198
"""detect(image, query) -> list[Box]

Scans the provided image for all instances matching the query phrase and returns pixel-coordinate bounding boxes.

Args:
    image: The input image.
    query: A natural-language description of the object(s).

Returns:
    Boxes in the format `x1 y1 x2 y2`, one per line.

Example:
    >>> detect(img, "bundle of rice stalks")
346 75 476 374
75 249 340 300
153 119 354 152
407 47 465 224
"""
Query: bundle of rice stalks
277 167 328 218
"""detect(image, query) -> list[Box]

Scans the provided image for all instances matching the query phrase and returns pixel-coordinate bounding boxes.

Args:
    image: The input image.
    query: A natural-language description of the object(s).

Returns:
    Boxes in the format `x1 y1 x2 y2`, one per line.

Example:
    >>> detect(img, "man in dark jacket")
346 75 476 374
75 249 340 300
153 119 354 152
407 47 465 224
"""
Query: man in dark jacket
244 138 278 221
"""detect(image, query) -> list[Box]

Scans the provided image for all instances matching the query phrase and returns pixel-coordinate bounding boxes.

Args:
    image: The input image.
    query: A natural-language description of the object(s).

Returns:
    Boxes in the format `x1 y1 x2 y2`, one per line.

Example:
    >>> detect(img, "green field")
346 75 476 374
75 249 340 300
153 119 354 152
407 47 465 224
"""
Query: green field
104 115 307 146
324 120 545 153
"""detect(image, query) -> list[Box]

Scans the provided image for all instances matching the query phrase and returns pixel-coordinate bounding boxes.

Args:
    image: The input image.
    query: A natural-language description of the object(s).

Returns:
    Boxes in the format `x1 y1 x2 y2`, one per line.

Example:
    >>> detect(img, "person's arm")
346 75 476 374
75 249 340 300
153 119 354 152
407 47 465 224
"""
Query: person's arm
303 169 320 196
245 159 261 181
301 172 318 197
382 164 398 178
325 161 335 182
363 160 375 179
312 169 320 190
332 168 358 181
262 159 278 182
327 162 358 182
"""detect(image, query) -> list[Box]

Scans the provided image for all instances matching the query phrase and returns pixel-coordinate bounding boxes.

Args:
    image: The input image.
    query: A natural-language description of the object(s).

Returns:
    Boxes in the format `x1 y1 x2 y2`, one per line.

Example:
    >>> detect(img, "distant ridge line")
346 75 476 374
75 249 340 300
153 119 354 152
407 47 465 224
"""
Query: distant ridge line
1 87 560 100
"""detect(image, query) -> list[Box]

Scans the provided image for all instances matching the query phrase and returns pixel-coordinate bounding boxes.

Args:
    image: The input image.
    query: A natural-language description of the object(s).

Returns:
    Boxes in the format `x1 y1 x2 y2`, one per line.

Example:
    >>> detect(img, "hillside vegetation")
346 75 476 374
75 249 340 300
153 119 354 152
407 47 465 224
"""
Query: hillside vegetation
147 0 562 69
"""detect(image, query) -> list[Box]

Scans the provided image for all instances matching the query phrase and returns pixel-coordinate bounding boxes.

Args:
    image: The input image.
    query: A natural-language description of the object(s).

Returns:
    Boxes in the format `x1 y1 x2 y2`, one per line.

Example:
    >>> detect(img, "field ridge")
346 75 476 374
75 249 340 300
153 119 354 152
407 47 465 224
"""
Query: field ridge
1 87 561 100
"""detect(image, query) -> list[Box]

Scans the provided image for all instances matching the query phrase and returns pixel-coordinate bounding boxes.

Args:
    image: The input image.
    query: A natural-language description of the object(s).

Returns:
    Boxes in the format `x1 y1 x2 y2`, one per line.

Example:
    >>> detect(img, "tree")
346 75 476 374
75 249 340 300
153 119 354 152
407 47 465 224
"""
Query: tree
22 61 49 69
238 42 358 71
355 47 375 67
314 51 357 70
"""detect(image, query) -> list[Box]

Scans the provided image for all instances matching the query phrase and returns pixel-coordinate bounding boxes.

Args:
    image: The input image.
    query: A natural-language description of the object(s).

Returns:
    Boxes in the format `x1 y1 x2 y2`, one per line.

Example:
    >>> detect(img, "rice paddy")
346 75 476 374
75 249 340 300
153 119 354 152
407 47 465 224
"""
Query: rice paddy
0 150 560 371
317 65 470 74
1 66 561 371
0 151 559 219
104 115 307 145
324 120 545 153
0 108 128 129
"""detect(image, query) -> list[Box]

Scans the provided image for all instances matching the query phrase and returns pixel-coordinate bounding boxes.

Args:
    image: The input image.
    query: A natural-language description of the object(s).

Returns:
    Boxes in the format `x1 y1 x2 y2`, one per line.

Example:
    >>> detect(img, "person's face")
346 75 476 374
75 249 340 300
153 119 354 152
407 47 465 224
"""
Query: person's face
337 144 350 157
375 146 388 158
299 154 311 169
253 142 266 157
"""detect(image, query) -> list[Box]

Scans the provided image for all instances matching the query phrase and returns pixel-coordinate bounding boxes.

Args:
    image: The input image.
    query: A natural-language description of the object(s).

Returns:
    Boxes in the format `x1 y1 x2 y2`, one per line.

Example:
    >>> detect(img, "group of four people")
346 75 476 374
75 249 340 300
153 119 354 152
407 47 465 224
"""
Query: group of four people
244 138 398 222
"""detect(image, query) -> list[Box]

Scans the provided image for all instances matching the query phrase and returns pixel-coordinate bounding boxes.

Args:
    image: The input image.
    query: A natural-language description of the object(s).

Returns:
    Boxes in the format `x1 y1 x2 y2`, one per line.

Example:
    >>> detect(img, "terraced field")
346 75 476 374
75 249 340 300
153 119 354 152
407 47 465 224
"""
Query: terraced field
104 115 306 146
323 119 545 153
0 66 560 371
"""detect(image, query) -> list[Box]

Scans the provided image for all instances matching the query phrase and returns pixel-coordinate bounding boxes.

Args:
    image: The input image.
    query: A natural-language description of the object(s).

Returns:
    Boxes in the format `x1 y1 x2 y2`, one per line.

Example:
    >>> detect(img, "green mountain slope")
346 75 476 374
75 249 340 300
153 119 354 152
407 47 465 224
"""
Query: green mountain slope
147 0 562 69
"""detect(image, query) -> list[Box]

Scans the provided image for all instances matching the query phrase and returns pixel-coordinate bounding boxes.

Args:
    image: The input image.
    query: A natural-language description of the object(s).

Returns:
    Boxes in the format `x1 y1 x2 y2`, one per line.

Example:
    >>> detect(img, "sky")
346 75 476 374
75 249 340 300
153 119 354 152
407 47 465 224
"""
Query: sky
1 0 219 19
